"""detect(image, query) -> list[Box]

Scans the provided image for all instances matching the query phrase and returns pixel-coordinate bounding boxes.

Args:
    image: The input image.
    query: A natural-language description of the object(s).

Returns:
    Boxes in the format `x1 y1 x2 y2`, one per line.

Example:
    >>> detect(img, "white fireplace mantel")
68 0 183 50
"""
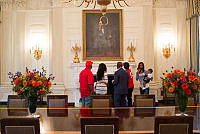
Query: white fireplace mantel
72 62 136 74
71 62 136 88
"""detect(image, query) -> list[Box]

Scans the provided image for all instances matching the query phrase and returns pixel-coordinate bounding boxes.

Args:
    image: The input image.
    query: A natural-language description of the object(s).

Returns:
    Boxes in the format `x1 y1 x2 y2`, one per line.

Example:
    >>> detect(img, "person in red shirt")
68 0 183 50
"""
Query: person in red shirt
79 61 94 107
124 62 134 107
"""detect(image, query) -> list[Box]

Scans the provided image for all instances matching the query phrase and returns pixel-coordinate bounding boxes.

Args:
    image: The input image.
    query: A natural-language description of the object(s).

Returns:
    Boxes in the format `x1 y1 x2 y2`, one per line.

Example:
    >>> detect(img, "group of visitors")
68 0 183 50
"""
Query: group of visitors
79 61 153 107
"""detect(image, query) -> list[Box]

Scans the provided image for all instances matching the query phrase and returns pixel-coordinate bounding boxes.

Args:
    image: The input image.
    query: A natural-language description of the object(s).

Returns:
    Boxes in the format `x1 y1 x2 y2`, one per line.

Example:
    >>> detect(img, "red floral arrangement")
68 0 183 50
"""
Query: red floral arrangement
8 67 54 98
162 67 200 97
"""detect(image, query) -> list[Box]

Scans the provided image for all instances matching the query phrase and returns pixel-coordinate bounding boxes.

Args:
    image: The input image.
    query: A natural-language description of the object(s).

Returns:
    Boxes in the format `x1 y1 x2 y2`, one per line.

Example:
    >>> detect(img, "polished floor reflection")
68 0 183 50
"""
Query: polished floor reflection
0 106 199 133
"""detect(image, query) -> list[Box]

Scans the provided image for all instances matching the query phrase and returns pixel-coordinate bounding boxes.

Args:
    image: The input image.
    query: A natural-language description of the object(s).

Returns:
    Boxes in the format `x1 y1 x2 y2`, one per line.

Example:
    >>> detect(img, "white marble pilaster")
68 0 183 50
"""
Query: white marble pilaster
50 8 66 95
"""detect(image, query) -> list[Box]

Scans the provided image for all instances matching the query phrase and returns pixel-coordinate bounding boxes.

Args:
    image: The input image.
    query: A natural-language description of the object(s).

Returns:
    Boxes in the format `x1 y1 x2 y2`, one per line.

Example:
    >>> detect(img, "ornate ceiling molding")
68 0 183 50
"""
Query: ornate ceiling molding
0 0 13 9
153 0 186 8
143 0 153 6
15 0 26 7
0 0 52 10
0 0 187 10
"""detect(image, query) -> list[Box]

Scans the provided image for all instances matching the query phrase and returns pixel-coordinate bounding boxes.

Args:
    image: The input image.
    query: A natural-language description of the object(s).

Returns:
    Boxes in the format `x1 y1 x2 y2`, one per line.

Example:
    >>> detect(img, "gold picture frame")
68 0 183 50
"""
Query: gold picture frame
82 9 123 61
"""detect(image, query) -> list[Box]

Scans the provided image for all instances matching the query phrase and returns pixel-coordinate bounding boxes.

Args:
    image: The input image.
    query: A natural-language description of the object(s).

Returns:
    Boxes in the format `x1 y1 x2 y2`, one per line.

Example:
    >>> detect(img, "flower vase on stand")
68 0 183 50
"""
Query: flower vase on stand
176 93 188 116
161 68 199 116
8 67 55 118
28 96 40 118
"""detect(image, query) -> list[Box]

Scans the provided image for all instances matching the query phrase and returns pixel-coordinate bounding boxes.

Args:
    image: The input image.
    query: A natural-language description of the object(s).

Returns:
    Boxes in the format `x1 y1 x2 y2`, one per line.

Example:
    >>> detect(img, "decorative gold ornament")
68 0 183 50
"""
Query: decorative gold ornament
127 42 135 62
72 44 81 63
34 49 42 60
64 0 131 14
162 47 171 58
162 42 175 59
30 46 42 61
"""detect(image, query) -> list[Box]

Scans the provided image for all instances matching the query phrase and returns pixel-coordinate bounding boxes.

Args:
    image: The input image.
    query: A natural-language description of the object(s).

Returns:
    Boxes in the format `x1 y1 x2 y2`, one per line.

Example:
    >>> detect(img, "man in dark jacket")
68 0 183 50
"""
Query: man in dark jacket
113 62 129 107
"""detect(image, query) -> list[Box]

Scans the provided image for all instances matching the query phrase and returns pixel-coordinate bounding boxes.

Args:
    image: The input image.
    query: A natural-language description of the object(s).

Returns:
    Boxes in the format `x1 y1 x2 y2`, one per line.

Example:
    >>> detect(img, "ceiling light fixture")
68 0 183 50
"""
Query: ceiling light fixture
64 0 133 14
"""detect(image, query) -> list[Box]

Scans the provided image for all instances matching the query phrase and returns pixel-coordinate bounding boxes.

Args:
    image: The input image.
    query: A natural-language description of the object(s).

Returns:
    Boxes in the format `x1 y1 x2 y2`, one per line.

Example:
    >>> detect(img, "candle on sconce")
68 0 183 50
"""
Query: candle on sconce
30 44 42 61
73 40 76 47
70 40 75 48
163 43 166 49
127 39 133 45
134 38 136 48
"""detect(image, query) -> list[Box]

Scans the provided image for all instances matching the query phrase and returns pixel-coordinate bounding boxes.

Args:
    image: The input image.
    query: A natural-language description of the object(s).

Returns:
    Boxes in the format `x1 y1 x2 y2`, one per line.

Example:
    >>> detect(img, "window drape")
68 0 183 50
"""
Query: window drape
187 0 200 73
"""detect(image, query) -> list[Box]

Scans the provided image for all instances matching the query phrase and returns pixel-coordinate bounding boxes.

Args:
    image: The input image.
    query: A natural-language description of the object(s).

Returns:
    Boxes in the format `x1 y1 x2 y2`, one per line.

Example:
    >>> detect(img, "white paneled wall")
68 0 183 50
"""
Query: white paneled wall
124 7 144 62
13 12 25 72
1 9 13 86
63 8 82 104
25 10 50 72
0 0 189 103
155 8 178 80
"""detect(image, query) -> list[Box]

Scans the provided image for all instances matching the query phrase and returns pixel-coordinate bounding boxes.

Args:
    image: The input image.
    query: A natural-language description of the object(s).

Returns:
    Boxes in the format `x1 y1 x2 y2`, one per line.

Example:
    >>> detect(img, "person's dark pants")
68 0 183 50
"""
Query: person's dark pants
127 88 133 107
140 87 149 95
114 94 127 107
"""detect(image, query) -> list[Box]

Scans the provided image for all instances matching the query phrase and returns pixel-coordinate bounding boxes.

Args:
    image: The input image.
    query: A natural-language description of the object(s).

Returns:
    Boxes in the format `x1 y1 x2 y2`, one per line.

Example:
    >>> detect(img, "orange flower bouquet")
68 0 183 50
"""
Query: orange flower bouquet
162 68 200 113
8 67 54 115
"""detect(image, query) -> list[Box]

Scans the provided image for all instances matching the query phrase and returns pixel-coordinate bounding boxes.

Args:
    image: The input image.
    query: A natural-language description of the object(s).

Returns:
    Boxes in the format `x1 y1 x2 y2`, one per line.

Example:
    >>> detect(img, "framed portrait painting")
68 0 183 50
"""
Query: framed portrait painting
82 9 123 61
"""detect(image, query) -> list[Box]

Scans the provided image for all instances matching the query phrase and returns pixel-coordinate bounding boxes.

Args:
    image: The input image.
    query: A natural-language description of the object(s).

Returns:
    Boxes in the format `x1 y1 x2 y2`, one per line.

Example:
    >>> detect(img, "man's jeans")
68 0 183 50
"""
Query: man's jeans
81 95 91 107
